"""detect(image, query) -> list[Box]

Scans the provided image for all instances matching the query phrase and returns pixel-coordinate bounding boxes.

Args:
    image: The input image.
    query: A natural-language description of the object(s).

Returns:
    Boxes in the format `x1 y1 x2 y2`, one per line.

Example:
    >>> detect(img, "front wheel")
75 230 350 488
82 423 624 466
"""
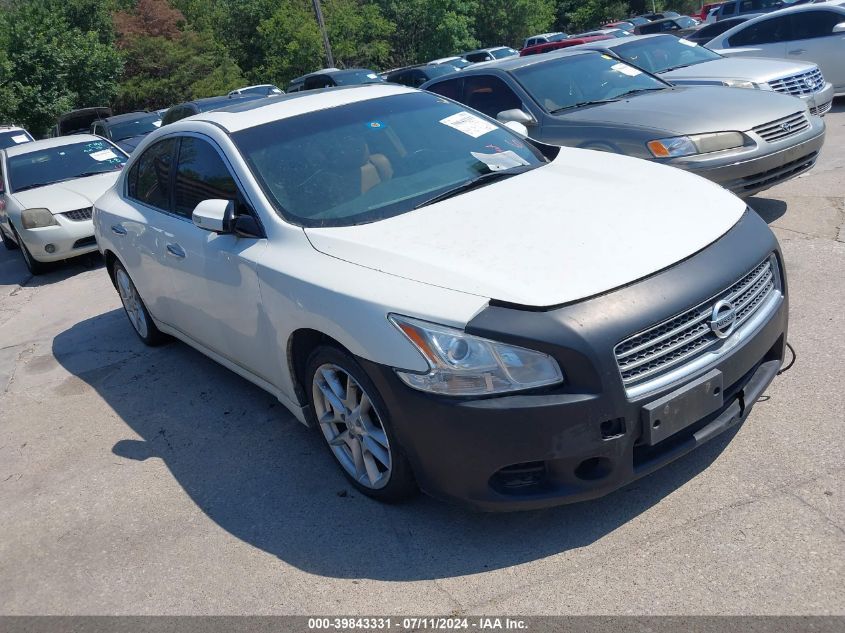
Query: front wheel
12 226 46 275
113 261 168 346
306 345 417 502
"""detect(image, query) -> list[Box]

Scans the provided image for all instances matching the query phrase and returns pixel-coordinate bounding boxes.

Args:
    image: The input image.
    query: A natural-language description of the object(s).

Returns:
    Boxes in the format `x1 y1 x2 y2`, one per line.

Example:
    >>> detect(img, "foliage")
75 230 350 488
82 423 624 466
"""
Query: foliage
475 0 556 47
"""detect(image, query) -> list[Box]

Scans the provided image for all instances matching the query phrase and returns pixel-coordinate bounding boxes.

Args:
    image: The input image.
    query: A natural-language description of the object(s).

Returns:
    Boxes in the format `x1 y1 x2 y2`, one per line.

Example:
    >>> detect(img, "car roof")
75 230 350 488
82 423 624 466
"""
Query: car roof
3 134 104 157
457 48 598 72
571 33 674 49
191 84 414 133
715 2 845 39
101 111 159 125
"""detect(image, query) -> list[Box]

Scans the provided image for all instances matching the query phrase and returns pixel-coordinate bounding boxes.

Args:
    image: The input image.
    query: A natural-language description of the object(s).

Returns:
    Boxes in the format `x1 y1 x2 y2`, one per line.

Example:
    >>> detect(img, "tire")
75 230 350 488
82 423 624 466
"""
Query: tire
112 260 168 346
306 345 418 503
11 225 46 275
1 224 19 250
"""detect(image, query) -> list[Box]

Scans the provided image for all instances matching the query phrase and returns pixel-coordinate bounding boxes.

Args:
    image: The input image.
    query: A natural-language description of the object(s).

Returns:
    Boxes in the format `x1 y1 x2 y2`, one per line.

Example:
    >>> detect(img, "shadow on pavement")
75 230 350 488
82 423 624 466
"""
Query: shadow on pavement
53 308 740 581
831 96 845 114
748 197 788 225
0 245 104 288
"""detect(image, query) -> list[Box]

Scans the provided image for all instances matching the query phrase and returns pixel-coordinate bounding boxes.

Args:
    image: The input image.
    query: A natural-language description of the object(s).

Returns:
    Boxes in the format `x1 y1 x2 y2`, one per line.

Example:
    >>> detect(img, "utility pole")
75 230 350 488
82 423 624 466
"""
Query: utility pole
311 0 335 68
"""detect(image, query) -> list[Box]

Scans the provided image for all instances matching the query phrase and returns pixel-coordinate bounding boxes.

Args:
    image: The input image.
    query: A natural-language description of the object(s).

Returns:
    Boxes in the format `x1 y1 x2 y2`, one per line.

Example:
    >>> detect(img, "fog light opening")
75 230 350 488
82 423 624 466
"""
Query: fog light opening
44 244 56 254
490 461 547 494
600 417 626 440
574 457 613 481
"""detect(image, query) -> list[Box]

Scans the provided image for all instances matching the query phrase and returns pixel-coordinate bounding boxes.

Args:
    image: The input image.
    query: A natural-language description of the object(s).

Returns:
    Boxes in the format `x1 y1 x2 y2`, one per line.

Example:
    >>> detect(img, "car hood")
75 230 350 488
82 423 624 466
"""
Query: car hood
11 172 120 214
304 148 746 308
661 56 817 85
560 86 804 135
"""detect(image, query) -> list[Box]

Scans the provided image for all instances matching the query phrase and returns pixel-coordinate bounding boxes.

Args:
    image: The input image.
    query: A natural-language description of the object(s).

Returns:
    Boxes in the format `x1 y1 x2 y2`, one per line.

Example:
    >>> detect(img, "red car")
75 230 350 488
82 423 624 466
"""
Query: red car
692 2 724 20
520 35 612 56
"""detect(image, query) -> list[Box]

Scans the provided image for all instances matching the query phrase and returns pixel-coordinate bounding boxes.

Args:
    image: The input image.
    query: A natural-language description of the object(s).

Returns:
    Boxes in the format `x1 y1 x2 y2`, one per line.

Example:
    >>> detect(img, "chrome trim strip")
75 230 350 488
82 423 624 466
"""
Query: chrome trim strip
616 309 710 361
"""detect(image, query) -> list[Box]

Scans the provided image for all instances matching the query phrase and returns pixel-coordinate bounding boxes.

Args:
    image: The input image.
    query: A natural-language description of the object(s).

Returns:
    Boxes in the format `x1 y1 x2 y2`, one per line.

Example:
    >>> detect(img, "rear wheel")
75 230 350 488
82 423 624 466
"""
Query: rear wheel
306 345 417 502
113 261 168 346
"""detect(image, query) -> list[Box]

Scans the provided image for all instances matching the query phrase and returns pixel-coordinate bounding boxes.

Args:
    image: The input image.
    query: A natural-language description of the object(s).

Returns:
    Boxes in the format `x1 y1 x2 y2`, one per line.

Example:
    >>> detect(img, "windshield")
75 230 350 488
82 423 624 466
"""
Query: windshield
108 115 162 141
611 35 722 73
232 92 546 228
424 64 460 79
491 47 519 59
513 53 668 113
334 70 383 85
8 139 126 193
0 130 33 150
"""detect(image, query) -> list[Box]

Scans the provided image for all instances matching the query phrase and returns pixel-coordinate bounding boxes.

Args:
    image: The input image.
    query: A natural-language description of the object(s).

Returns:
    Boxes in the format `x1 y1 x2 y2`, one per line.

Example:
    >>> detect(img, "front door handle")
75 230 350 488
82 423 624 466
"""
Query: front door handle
166 243 186 259
111 225 127 236
788 49 806 55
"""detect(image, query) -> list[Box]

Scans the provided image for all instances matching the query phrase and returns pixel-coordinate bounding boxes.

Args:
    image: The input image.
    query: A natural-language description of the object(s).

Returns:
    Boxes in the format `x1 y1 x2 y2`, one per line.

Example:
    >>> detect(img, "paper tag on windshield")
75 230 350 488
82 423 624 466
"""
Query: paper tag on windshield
471 150 530 171
152 120 162 127
679 38 697 47
90 149 118 162
611 63 641 77
440 111 497 138
11 134 29 144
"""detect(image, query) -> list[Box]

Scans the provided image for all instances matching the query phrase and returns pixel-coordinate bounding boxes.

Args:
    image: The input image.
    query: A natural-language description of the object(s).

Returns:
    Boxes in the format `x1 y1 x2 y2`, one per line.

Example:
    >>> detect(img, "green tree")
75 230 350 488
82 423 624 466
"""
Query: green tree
556 0 630 32
475 0 556 47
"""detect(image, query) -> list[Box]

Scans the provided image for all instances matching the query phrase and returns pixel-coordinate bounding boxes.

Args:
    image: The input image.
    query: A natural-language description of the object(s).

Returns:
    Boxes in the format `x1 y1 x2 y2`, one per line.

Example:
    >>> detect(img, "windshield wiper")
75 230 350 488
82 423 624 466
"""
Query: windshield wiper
612 87 666 99
550 99 619 114
414 166 533 209
13 179 70 192
75 170 114 178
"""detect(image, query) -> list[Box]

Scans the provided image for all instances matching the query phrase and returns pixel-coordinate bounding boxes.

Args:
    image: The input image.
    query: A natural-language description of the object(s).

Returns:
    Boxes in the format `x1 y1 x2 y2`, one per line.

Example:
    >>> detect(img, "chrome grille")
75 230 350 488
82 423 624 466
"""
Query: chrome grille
768 68 825 96
61 207 93 221
615 257 778 392
810 100 833 117
753 112 809 143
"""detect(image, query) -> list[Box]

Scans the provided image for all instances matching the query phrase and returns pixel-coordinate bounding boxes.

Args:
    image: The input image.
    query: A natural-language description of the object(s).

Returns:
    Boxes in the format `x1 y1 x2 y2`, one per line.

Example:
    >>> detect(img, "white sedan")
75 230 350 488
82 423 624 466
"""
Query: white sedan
1 135 127 274
94 85 789 510
706 3 845 94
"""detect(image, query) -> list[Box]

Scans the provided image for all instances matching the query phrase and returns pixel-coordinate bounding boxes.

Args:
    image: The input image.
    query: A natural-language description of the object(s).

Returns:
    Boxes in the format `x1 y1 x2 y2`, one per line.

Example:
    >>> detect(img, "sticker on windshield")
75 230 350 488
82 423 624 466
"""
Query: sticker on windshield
11 134 29 144
153 120 162 127
365 120 386 130
90 149 119 162
678 38 697 47
471 150 530 171
611 62 642 77
367 73 378 79
440 111 497 138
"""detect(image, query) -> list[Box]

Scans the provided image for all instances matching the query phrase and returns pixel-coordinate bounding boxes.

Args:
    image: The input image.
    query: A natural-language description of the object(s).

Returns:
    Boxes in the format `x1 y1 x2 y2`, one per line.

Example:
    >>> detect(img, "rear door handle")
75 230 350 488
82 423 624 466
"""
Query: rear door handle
166 243 186 259
788 49 806 54
111 225 127 236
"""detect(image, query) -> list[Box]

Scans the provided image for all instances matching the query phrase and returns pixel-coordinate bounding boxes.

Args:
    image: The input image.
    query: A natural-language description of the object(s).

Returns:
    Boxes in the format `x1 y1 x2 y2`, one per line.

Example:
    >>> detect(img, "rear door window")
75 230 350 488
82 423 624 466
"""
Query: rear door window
790 10 844 40
128 138 177 211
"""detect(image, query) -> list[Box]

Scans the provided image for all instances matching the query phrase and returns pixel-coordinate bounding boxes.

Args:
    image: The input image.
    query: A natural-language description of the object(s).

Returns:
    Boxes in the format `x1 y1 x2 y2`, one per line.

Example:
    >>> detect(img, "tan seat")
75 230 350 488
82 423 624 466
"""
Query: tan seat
361 146 394 194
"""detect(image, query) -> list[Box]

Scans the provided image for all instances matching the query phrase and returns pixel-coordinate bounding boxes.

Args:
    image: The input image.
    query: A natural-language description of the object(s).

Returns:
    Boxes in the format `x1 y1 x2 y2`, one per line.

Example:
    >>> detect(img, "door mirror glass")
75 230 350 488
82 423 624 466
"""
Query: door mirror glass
834 22 845 34
497 108 536 126
192 199 234 233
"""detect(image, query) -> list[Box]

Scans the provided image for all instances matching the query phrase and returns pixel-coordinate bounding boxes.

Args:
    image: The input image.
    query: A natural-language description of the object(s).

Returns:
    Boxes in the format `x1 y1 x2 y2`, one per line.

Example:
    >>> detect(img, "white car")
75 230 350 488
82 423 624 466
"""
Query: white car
94 85 789 511
0 135 128 274
0 126 34 150
706 3 845 94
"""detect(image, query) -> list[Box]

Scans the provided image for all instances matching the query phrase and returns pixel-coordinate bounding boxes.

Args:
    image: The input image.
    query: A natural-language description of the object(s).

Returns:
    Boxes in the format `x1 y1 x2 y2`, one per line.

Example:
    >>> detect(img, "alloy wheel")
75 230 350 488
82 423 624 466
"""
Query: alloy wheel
115 268 149 339
312 363 393 489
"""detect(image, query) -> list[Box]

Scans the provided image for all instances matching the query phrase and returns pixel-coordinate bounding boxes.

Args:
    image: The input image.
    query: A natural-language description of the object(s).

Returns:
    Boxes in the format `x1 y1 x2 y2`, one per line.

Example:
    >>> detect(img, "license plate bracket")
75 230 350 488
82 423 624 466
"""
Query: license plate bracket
641 369 724 445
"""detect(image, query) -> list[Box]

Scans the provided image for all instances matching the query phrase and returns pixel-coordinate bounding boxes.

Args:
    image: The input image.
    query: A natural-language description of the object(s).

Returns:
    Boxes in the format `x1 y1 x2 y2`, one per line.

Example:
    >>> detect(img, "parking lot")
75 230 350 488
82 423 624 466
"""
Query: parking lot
0 99 843 616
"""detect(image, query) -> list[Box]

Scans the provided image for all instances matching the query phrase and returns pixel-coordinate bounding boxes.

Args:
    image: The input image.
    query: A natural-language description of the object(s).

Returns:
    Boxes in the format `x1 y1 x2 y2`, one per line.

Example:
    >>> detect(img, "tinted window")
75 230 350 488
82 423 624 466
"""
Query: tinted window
791 10 844 40
128 138 176 210
232 91 545 228
676 16 696 28
0 130 33 150
304 75 334 90
173 138 238 218
721 3 736 15
462 75 523 118
8 139 126 193
426 77 463 100
692 17 745 40
465 52 491 63
729 15 791 45
107 115 162 142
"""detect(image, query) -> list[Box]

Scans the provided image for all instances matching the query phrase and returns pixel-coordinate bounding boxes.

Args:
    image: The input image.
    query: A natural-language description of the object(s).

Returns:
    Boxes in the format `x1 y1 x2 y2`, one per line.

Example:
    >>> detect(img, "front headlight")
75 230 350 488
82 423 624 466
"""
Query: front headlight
647 131 745 158
390 315 564 396
723 79 757 89
21 208 58 229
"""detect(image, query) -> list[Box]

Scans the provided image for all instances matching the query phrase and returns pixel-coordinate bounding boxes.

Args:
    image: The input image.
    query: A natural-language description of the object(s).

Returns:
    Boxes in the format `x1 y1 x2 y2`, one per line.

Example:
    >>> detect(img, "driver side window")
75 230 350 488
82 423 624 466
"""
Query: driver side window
462 75 523 119
173 137 240 219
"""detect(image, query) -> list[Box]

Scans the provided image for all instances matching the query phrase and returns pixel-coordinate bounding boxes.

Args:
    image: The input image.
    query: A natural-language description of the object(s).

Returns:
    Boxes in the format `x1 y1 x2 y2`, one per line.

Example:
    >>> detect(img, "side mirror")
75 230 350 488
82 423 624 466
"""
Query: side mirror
833 22 845 34
192 199 234 233
497 108 536 126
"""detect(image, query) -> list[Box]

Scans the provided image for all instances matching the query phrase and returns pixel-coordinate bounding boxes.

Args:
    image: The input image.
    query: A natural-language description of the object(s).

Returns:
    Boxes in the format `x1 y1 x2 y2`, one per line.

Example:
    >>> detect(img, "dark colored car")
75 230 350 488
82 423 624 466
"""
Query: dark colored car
638 11 681 20
287 68 384 93
91 111 162 154
383 64 460 88
52 107 113 137
715 0 783 20
421 49 825 196
520 35 612 56
634 16 700 36
161 94 264 126
684 14 761 43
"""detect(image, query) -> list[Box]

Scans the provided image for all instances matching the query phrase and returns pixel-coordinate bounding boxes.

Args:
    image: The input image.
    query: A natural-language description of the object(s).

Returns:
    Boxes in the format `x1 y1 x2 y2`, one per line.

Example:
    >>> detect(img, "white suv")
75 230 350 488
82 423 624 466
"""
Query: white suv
93 85 789 510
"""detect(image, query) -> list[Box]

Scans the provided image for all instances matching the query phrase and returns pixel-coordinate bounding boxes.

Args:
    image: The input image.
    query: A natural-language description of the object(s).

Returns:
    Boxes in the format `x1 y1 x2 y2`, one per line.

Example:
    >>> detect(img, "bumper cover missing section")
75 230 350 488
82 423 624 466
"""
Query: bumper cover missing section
361 210 788 511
